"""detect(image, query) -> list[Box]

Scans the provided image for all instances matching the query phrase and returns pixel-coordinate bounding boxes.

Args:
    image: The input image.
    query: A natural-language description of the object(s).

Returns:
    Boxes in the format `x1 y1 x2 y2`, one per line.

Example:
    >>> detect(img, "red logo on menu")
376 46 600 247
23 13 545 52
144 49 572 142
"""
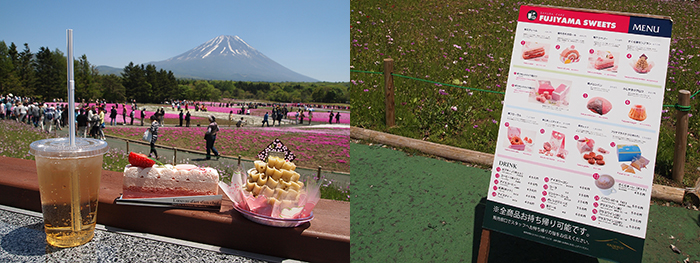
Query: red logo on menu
519 5 630 33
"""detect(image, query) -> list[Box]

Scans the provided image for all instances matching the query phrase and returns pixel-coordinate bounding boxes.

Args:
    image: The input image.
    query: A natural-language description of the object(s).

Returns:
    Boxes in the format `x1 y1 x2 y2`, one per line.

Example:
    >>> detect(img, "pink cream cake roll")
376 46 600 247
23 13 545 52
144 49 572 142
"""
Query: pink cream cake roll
522 44 545 59
123 164 219 198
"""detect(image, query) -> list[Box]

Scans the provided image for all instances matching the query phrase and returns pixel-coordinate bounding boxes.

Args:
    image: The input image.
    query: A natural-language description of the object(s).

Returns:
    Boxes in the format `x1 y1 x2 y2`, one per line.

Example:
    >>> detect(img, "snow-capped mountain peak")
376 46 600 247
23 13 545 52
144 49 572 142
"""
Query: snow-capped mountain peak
147 35 317 82
168 35 265 61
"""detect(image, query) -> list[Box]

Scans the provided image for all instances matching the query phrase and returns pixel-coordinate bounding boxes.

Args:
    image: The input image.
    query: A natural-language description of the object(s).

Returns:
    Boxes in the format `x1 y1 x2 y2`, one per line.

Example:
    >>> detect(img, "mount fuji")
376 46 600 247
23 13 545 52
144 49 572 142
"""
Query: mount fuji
102 35 318 82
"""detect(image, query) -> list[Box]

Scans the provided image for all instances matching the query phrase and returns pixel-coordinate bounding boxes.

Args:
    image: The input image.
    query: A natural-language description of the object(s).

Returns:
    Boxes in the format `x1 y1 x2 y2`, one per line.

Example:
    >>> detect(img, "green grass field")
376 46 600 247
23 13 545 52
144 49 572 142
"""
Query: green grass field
351 0 700 187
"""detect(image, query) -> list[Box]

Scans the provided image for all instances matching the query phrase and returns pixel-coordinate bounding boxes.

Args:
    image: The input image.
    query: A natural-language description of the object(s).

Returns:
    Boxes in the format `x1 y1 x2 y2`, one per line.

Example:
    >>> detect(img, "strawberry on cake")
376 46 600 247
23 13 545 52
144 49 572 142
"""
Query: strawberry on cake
594 52 615 70
122 152 219 198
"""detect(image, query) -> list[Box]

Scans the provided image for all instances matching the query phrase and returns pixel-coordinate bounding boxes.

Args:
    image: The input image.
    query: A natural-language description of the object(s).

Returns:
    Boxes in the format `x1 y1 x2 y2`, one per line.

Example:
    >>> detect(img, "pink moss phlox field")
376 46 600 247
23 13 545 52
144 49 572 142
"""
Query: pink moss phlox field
190 102 351 124
41 103 204 123
286 111 350 124
104 126 350 172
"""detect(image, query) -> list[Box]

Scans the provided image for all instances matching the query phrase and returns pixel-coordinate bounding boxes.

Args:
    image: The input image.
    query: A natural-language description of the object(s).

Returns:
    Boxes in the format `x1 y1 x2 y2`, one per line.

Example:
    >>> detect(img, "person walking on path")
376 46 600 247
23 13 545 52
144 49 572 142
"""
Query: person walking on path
308 109 313 125
328 111 334 124
110 106 117 126
262 112 270 127
140 108 145 126
271 109 278 127
19 103 28 124
87 106 96 136
299 111 305 125
122 104 127 124
179 110 184 127
55 106 63 131
129 107 135 125
204 115 220 160
148 115 159 159
97 107 106 140
60 104 68 130
185 110 191 127
228 110 233 127
38 103 46 132
335 111 341 124
158 107 165 126
76 109 88 137
31 103 41 128
44 106 56 133
276 109 283 127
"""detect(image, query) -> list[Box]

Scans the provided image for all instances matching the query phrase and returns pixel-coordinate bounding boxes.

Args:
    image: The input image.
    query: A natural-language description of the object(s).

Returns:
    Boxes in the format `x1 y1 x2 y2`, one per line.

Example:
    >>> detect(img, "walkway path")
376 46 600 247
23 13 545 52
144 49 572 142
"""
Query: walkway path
143 104 350 128
53 123 350 189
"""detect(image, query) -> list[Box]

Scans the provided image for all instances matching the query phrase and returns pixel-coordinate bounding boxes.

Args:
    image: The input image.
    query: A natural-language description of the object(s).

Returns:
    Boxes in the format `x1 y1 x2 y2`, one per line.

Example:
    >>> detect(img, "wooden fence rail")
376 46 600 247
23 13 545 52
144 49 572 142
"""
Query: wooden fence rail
376 59 693 185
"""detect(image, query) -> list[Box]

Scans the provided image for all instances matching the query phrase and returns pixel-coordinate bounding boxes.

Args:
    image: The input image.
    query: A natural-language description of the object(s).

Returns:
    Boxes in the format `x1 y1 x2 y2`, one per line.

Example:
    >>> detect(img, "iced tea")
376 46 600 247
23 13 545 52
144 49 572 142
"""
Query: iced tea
36 155 102 247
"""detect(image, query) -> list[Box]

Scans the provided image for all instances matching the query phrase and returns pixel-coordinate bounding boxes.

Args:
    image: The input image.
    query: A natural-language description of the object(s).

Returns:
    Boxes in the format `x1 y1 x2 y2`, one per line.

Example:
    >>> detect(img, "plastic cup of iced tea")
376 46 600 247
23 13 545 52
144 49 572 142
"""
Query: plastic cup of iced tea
29 137 108 247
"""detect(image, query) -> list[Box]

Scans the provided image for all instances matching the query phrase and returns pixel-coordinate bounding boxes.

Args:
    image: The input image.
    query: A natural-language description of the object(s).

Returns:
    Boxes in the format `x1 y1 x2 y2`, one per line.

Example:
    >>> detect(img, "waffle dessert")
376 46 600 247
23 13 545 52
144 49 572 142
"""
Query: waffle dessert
245 156 303 205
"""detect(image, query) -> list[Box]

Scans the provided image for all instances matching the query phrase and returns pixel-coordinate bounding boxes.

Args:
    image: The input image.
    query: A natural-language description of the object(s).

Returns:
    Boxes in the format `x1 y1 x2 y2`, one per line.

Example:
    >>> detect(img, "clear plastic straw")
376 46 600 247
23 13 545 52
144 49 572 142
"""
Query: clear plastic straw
67 29 76 146
67 29 82 232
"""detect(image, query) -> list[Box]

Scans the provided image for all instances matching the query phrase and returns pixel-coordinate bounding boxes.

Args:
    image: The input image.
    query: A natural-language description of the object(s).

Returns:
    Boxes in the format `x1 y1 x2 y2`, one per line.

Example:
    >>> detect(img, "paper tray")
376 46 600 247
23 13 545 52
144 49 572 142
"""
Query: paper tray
219 182 314 227
114 194 222 211
232 204 313 228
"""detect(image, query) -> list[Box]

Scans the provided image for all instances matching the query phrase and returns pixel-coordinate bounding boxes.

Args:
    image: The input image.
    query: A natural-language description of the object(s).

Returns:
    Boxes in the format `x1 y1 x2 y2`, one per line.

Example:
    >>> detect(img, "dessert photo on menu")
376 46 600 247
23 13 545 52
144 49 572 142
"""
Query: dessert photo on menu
529 78 572 108
558 45 581 65
588 49 619 72
504 126 536 153
630 53 654 74
521 41 550 62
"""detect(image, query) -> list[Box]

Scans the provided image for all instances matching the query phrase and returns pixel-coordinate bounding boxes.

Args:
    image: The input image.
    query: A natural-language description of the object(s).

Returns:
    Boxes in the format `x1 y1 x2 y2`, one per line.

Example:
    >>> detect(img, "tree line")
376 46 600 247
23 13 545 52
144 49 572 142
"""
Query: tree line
0 41 349 104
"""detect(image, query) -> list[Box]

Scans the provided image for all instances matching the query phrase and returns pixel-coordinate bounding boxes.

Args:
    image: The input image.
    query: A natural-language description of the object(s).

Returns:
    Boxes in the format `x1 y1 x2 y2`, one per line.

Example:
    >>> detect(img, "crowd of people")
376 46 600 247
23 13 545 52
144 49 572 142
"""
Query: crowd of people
1 95 146 140
4 94 347 162
1 94 69 134
191 100 351 111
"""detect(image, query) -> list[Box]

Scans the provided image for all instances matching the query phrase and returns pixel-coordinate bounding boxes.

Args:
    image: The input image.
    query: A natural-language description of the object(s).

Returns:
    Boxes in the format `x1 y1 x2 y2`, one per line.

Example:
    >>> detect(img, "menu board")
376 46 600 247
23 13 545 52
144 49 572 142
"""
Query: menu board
482 5 672 262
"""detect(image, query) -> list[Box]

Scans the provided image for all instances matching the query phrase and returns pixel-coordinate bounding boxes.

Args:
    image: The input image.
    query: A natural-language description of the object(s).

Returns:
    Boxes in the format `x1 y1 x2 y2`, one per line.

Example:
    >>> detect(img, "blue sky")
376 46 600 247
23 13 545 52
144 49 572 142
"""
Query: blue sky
0 0 349 82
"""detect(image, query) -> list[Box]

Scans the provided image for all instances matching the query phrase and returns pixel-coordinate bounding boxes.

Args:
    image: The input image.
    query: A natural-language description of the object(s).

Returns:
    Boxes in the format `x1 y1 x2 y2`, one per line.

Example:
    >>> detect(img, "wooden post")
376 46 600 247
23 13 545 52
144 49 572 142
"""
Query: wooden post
173 148 177 163
383 58 395 127
317 166 322 181
476 229 491 263
126 141 129 153
672 90 691 183
238 155 242 166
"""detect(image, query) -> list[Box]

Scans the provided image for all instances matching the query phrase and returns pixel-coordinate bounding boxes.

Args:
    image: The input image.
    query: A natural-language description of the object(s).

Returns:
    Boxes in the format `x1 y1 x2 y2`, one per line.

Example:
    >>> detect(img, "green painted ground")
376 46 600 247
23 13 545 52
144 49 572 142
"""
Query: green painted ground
351 143 700 262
